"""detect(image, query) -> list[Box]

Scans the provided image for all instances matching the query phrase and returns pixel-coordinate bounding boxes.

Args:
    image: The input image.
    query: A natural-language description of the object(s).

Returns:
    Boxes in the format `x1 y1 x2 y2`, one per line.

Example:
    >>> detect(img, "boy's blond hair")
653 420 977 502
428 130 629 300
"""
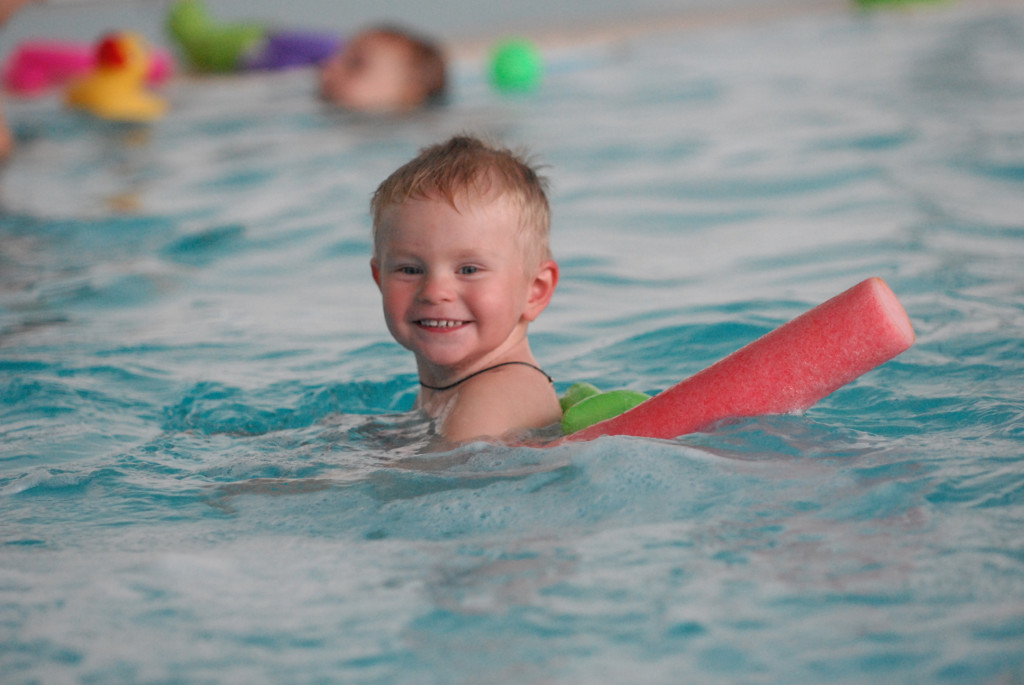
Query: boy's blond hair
371 135 551 267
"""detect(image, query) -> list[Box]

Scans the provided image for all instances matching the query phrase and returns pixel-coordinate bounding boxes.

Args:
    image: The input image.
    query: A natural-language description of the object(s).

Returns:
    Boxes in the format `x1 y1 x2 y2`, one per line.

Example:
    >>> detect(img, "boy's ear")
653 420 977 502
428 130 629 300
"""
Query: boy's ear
370 258 382 290
523 259 559 322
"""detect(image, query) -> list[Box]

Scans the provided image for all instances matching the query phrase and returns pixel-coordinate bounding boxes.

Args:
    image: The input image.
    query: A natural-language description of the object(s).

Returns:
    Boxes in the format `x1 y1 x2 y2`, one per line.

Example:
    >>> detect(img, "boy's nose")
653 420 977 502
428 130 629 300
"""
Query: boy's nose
417 272 455 303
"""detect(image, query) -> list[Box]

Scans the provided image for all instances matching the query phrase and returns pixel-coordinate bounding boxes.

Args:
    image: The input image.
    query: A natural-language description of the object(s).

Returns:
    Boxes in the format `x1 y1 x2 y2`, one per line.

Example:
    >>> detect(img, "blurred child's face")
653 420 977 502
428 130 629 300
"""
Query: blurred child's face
319 32 420 111
371 193 552 377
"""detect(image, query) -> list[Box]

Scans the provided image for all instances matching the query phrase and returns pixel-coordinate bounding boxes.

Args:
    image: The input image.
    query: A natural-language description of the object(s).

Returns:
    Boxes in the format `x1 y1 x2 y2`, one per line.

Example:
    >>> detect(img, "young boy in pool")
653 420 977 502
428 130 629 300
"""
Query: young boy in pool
168 0 447 112
370 136 562 444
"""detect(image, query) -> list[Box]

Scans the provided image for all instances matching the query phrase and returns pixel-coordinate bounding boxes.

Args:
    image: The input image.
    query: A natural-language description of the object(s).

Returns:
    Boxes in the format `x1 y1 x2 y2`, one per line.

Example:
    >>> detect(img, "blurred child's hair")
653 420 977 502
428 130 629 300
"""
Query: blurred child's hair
371 135 551 266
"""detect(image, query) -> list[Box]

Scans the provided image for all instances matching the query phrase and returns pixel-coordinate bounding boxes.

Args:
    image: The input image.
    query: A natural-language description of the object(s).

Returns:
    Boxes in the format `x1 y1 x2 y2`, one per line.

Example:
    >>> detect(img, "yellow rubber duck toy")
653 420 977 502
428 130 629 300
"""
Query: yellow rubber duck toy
66 33 168 122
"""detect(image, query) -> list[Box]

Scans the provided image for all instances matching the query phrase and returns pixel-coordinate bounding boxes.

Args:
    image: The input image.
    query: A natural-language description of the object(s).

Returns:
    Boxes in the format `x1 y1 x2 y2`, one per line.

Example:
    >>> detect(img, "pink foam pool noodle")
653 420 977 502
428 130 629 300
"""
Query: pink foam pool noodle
561 277 915 442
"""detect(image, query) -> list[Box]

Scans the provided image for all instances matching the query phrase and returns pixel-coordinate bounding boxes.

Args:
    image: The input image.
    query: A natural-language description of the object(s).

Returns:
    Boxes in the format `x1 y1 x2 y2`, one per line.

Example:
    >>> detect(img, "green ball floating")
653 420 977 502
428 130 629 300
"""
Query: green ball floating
561 387 652 435
489 39 544 93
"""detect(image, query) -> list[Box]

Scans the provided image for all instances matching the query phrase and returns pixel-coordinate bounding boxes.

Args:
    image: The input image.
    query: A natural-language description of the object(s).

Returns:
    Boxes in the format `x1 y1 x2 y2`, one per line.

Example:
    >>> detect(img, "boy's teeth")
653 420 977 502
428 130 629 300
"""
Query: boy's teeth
420 319 462 328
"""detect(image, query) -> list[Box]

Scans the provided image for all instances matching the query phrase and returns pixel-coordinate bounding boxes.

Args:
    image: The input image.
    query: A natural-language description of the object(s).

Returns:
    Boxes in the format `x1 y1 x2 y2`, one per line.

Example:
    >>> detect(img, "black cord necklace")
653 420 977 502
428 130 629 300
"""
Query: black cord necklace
419 361 553 392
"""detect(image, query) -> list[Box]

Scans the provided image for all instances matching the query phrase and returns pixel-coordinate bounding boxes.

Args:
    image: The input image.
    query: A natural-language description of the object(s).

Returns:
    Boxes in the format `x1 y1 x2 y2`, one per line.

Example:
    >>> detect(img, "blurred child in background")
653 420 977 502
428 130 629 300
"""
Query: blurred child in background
168 0 446 112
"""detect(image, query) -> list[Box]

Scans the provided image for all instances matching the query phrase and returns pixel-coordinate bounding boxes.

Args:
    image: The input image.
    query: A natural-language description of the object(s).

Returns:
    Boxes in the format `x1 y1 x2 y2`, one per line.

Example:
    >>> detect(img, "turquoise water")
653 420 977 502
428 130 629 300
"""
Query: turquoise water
3 3 1024 683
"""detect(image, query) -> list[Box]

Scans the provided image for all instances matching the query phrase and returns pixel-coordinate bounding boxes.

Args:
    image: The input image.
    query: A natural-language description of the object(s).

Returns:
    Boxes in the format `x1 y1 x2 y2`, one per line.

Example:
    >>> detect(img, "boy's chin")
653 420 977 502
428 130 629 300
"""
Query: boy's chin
412 348 480 375
415 355 467 373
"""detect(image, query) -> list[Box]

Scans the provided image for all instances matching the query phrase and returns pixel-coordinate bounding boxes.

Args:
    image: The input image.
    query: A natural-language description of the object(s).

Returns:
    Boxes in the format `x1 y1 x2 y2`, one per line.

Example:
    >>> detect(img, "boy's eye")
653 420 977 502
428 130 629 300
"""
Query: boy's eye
397 265 422 275
458 265 479 275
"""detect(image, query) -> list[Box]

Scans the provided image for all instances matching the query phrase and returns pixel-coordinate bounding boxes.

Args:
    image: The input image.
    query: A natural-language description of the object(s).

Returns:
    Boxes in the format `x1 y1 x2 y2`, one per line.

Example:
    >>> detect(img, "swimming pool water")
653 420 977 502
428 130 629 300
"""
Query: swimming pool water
2 3 1023 683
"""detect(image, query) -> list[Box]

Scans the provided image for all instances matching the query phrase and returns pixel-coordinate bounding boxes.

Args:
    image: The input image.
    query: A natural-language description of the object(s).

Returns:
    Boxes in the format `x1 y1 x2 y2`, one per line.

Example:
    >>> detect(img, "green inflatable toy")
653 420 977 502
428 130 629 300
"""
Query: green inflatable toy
559 381 600 414
167 0 267 72
560 382 651 435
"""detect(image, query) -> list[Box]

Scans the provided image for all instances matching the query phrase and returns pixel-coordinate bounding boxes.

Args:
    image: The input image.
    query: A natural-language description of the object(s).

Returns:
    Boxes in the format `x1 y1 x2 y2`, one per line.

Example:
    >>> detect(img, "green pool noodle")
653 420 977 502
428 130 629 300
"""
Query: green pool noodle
561 389 652 435
167 0 267 72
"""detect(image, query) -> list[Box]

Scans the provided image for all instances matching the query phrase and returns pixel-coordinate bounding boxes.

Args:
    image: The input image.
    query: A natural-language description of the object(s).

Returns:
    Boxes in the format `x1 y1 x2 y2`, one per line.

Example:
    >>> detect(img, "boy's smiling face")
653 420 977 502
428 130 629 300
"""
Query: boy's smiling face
371 192 555 384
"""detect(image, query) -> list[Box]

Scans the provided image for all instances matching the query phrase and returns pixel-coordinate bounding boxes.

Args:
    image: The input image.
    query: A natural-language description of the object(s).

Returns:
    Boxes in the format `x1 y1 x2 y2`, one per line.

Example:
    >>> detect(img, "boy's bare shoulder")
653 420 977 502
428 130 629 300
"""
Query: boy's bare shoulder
439 364 561 443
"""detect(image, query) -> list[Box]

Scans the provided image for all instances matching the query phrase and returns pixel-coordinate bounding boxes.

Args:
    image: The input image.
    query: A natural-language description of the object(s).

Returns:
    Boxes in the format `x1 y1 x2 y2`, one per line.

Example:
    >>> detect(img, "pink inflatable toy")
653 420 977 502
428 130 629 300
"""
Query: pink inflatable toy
558 277 915 443
3 40 174 97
